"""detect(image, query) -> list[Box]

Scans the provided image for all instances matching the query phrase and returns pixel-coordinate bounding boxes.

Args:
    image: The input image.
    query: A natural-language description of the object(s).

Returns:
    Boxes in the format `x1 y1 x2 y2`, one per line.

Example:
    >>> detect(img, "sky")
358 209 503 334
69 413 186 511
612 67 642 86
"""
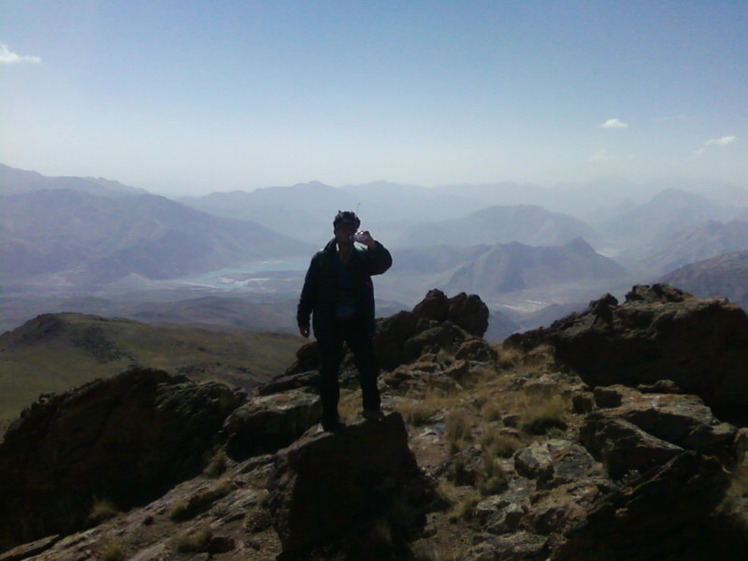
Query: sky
1 0 746 196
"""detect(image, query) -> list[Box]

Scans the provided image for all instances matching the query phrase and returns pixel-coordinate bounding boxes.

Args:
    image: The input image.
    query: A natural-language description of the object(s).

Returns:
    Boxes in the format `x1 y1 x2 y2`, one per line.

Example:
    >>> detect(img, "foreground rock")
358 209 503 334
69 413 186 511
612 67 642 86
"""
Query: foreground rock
0 367 244 551
286 289 491 376
506 284 748 411
268 413 438 560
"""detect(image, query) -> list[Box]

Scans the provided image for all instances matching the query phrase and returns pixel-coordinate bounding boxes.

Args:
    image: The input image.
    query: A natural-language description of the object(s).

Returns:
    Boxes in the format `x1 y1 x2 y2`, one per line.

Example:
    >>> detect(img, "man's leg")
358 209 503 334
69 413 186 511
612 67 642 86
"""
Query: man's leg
345 327 381 413
317 332 344 429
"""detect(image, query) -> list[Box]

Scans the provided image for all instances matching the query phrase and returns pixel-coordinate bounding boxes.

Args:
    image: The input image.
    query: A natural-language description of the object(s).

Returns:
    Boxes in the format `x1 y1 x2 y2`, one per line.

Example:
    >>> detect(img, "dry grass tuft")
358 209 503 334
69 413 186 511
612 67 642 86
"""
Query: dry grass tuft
446 409 473 452
174 526 213 553
88 497 119 524
170 478 233 521
204 449 228 478
520 394 569 435
95 537 125 561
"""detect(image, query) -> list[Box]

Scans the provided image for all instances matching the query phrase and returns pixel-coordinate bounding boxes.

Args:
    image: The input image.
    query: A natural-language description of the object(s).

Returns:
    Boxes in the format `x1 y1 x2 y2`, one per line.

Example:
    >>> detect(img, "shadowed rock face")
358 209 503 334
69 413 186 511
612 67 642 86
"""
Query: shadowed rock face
268 413 438 560
286 289 491 376
0 368 244 550
506 284 748 411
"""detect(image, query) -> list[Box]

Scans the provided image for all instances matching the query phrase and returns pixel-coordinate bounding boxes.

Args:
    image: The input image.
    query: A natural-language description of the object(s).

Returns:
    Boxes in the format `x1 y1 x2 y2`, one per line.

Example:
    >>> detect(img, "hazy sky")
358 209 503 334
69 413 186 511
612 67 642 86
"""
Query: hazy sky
2 1 746 196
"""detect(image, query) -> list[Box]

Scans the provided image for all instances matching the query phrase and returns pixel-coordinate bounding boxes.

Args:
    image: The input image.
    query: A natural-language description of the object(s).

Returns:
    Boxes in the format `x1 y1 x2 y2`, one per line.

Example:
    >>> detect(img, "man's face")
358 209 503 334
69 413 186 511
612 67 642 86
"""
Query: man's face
334 222 357 244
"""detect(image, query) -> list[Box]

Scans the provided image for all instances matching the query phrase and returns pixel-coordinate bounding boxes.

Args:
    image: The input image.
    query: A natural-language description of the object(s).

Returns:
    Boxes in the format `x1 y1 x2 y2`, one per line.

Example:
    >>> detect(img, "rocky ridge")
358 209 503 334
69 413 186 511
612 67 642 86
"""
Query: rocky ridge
0 286 746 560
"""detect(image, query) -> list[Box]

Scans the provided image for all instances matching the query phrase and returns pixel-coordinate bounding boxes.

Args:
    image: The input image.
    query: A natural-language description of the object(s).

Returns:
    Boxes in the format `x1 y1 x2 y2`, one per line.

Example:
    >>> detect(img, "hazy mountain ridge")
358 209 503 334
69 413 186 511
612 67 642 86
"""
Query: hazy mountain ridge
395 204 600 247
443 238 626 296
641 214 748 275
3 163 748 337
660 250 748 311
1 188 314 285
0 163 148 196
595 188 742 263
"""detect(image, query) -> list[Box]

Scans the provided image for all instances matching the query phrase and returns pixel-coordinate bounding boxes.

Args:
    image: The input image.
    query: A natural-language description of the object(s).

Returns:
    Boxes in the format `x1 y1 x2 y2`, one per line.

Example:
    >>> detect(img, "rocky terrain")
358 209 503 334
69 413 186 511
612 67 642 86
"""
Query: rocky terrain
0 286 747 560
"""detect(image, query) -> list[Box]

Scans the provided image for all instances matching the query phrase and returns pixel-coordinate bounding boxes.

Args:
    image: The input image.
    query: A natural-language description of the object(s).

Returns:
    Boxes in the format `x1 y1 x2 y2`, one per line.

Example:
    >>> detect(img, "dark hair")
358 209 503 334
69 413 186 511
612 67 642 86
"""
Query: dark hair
333 210 361 229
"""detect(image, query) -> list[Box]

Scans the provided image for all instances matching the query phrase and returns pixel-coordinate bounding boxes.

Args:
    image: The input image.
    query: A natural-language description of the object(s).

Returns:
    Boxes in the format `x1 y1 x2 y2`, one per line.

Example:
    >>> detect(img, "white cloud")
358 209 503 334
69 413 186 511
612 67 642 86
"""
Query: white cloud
705 136 737 146
601 118 628 129
0 43 42 64
692 135 737 157
588 149 615 162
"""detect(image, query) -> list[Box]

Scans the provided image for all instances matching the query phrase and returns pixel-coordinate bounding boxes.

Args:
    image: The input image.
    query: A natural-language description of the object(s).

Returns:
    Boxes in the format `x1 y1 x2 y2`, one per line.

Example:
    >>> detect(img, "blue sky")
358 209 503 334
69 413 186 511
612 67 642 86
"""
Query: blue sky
2 1 746 195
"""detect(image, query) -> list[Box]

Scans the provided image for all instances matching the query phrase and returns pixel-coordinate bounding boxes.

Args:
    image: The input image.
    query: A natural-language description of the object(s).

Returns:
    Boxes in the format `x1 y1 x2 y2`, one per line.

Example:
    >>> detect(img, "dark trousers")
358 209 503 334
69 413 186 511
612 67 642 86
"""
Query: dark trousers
317 318 381 426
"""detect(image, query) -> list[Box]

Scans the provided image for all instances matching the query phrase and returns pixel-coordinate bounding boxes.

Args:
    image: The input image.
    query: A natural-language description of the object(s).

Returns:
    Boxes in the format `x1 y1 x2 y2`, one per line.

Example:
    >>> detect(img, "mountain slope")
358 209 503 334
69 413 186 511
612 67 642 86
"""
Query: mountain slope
0 312 304 431
597 188 739 260
660 250 748 311
0 189 314 283
394 205 600 247
444 238 627 296
0 163 148 196
641 214 748 275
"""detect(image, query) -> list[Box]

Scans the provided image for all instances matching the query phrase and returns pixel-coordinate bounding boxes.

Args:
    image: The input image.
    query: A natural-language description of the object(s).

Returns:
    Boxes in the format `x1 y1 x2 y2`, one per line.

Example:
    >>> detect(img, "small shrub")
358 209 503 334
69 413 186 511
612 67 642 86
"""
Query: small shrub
96 538 125 561
170 478 233 521
399 393 445 426
174 526 213 553
89 497 119 524
480 427 523 458
204 449 228 478
520 395 568 435
448 491 481 522
446 409 471 448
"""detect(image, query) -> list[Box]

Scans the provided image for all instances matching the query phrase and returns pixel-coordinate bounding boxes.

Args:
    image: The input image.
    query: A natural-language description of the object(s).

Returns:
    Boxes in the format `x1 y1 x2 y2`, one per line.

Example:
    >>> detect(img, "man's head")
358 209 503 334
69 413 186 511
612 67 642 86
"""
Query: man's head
333 210 360 245
333 210 360 230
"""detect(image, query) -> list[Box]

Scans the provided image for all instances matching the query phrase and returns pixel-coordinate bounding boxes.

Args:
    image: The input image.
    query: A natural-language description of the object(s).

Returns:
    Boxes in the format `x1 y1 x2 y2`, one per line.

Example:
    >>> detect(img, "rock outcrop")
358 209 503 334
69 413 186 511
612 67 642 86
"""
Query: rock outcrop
1 284 747 561
0 367 244 550
286 289 491 377
506 284 748 411
268 413 438 560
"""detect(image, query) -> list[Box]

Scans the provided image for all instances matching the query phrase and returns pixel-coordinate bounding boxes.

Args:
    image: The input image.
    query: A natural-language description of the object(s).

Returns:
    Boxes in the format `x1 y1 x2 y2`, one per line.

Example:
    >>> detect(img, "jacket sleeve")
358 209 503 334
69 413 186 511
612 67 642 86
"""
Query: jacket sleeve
297 256 318 328
366 241 393 276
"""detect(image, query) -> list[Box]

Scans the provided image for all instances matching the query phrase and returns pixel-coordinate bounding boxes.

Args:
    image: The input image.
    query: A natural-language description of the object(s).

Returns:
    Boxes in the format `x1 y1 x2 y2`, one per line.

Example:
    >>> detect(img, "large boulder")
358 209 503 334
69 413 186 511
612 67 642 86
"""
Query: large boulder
284 289 492 376
221 389 322 461
506 284 748 410
0 367 244 551
268 413 438 560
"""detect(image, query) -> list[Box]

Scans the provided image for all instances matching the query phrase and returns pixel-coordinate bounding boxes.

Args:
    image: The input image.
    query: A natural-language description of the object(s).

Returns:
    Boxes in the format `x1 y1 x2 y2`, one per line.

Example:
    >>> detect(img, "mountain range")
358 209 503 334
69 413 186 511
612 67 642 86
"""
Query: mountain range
1 163 747 338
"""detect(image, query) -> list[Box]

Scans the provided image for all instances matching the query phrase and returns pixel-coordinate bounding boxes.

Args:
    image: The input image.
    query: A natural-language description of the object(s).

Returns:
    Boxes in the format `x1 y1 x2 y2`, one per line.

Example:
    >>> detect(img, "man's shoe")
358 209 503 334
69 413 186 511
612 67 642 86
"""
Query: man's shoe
321 420 345 433
362 409 385 421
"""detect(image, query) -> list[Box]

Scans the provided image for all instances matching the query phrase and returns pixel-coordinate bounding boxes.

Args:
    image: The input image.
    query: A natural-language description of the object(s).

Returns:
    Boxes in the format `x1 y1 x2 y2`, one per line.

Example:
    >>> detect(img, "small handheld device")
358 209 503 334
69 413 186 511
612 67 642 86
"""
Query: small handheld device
352 231 367 243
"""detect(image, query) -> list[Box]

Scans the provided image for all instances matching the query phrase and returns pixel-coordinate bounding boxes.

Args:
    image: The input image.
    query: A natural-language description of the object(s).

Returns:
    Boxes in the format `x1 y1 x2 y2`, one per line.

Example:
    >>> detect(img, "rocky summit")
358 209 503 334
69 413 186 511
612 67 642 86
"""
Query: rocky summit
0 285 747 561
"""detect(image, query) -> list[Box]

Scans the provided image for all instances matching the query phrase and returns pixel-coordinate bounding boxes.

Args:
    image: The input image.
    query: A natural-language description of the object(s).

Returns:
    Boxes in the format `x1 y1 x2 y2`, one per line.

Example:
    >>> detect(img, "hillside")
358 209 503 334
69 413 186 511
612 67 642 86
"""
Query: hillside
0 189 314 284
0 312 304 433
596 188 738 262
0 286 746 560
0 163 148 196
444 238 626 296
394 204 600 247
660 250 748 311
641 214 748 275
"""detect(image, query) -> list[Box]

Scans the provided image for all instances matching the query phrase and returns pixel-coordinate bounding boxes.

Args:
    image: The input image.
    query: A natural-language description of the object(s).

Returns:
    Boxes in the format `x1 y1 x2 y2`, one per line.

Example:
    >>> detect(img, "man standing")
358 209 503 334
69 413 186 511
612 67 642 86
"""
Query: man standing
297 210 393 432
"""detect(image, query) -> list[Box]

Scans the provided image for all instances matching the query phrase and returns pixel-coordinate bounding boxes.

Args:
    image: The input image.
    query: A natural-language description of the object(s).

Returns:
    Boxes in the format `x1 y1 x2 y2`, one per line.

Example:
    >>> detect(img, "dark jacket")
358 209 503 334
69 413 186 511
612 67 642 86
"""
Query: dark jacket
297 239 392 339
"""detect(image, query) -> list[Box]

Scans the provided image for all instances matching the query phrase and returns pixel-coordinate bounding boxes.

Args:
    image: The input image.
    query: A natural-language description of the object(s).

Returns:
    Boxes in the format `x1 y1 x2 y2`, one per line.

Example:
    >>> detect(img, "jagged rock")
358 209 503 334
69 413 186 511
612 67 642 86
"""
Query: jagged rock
581 385 738 478
581 415 684 479
268 413 438 559
284 289 492 376
446 292 490 338
505 284 748 410
222 390 322 461
463 531 548 561
456 338 500 362
514 440 603 490
592 385 737 461
551 452 735 561
0 367 244 551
